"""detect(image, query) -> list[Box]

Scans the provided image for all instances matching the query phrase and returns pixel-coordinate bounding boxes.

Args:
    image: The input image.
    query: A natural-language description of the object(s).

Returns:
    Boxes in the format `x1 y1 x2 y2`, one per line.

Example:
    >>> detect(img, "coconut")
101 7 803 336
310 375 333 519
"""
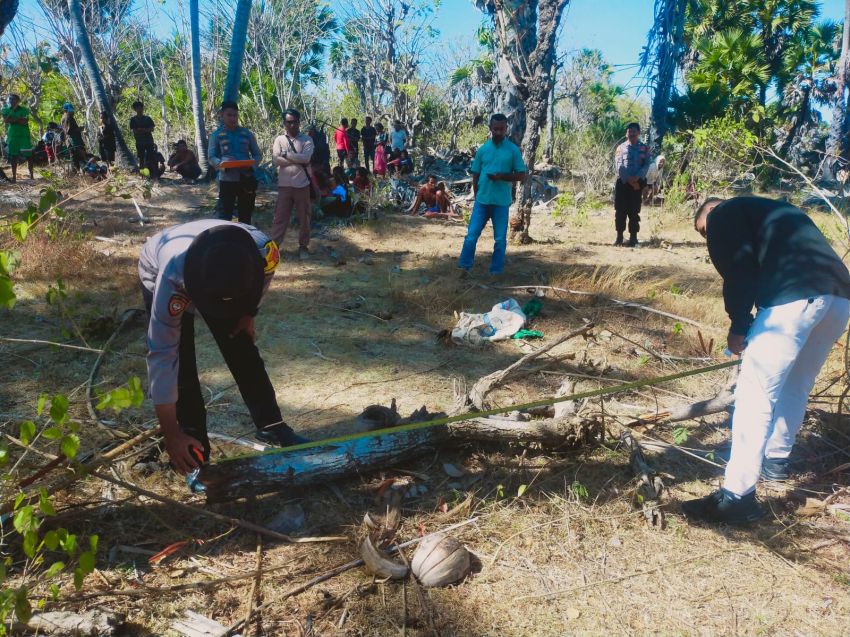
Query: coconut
410 535 470 587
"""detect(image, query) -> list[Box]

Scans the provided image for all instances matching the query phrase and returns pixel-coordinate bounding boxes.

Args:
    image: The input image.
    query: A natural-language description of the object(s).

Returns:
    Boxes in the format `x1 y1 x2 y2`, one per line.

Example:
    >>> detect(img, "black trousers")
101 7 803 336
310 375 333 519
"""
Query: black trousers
136 142 155 164
142 287 283 460
614 178 644 235
362 144 375 171
217 175 257 225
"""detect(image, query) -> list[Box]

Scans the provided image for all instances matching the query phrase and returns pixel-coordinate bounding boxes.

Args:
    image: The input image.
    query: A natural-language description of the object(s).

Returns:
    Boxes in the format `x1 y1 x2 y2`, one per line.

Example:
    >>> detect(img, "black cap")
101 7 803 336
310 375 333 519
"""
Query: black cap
184 225 264 320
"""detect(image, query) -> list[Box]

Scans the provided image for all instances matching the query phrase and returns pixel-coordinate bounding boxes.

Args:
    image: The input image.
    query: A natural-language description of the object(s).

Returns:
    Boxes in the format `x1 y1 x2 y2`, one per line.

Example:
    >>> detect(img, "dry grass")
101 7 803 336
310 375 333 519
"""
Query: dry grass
1 176 849 636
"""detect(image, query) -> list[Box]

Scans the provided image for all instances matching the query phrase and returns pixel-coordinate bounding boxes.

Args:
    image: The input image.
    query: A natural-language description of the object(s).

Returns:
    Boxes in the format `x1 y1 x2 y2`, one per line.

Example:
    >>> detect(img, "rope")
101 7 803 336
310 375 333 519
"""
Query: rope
219 359 742 463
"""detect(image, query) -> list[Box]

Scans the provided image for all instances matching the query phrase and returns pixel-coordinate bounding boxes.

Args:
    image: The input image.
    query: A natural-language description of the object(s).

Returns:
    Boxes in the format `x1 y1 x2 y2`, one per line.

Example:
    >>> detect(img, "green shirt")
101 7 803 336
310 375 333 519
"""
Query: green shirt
470 138 527 206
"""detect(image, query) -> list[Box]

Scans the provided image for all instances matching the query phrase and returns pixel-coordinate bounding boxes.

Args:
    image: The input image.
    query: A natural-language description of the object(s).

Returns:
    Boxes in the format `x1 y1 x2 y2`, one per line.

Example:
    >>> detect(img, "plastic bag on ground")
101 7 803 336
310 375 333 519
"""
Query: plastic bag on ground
451 298 526 345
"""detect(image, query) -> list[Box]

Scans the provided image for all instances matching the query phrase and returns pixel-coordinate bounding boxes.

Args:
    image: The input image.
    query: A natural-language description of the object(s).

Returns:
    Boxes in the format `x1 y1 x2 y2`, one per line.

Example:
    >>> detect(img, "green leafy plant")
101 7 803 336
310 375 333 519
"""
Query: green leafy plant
672 427 690 445
570 481 589 500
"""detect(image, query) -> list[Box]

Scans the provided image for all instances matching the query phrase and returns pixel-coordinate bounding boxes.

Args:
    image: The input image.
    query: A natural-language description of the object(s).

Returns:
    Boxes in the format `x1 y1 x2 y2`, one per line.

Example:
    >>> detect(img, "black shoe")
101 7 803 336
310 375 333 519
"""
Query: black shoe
255 424 310 448
627 234 639 248
613 234 624 246
681 488 765 525
761 457 791 481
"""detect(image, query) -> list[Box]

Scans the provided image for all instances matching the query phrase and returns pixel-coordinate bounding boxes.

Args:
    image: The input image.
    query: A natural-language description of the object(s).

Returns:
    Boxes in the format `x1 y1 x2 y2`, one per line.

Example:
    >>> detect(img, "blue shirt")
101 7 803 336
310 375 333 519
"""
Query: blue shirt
470 138 527 206
208 125 262 182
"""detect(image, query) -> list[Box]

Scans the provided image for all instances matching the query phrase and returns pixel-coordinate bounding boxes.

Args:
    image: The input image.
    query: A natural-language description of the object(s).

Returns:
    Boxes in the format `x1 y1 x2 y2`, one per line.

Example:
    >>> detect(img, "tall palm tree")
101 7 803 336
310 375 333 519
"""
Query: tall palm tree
223 0 252 103
189 0 209 174
67 0 136 168
827 0 850 172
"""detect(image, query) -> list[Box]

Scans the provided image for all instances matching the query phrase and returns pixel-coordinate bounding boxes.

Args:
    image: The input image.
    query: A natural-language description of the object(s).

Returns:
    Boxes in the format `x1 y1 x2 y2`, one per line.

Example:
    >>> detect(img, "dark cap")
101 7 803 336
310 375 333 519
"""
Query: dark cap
184 225 264 320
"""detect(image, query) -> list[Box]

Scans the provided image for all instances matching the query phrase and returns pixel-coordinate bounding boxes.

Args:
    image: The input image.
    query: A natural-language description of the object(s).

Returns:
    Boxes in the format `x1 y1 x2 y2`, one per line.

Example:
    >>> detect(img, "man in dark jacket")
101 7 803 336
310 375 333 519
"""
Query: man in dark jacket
684 196 850 524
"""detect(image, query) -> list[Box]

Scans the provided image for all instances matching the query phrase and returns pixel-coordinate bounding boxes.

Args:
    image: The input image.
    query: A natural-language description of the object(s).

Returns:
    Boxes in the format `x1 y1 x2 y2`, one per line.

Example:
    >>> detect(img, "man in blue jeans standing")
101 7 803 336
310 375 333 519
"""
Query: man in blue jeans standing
458 114 527 275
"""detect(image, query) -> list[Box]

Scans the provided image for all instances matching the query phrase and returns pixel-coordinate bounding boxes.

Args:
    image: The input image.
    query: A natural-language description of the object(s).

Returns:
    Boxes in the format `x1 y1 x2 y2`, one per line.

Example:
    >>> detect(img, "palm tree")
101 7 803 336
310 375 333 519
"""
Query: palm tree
189 0 209 174
688 28 770 117
223 0 252 103
0 0 18 36
777 20 838 159
67 0 136 168
827 0 850 173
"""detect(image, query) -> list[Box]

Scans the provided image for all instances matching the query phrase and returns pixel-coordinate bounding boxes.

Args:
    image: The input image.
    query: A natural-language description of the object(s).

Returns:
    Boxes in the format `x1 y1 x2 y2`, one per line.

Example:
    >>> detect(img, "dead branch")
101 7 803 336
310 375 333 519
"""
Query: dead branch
467 323 595 410
91 470 347 544
621 432 664 528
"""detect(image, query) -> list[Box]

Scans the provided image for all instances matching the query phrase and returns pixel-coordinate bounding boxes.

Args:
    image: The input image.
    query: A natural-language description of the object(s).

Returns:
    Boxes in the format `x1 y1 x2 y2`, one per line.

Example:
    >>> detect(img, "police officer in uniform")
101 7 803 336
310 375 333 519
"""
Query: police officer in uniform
139 220 305 479
209 101 262 224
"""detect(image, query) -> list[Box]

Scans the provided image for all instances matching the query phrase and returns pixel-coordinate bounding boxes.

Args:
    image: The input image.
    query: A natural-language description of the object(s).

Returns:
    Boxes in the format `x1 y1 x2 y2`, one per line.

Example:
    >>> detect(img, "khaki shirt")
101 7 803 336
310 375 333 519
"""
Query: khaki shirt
272 133 314 189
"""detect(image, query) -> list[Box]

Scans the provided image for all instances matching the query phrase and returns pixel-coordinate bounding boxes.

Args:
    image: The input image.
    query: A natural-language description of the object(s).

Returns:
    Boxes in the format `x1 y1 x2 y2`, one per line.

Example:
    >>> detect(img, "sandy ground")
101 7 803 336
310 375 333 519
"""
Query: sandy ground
1 174 849 636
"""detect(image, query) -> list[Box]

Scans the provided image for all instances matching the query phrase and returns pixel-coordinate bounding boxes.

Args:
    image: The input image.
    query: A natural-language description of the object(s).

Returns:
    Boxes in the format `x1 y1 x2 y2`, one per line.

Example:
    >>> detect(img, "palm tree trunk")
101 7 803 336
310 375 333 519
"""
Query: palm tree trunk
189 0 209 173
827 0 850 176
778 86 810 160
223 0 252 103
644 0 686 150
67 0 136 169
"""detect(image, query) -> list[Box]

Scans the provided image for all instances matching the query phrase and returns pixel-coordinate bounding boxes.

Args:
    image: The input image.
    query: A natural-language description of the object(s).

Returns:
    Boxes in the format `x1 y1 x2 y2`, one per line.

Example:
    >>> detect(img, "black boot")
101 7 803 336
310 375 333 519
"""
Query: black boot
627 233 639 247
681 488 765 525
761 457 791 480
613 233 624 246
255 423 310 447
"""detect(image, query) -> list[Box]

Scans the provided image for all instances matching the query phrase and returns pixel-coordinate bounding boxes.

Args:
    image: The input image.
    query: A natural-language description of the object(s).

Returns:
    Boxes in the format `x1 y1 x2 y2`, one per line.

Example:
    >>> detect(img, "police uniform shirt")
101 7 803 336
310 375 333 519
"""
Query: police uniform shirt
138 219 280 404
208 125 262 182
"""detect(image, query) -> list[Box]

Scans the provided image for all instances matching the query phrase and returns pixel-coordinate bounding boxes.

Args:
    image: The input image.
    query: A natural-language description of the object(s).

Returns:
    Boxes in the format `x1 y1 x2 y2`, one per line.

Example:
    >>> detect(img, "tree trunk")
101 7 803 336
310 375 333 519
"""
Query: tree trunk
778 86 811 160
474 0 570 244
67 0 136 169
543 66 557 164
0 0 17 36
189 0 209 174
826 0 850 177
644 0 686 151
223 0 252 103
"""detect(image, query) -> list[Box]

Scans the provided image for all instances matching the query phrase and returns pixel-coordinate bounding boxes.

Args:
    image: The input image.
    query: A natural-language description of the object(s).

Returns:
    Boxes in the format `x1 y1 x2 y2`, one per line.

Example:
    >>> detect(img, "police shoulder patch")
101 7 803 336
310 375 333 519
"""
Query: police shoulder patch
263 240 280 274
168 294 189 317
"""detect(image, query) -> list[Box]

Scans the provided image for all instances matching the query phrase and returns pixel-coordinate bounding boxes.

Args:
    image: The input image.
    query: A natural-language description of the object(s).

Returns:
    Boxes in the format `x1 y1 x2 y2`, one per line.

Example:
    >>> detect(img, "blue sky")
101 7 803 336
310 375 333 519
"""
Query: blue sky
10 0 850 96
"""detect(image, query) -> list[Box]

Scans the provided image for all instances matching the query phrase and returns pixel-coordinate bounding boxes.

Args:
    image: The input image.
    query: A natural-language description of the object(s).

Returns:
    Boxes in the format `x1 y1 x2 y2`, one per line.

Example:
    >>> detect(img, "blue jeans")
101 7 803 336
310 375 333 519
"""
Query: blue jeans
458 201 509 274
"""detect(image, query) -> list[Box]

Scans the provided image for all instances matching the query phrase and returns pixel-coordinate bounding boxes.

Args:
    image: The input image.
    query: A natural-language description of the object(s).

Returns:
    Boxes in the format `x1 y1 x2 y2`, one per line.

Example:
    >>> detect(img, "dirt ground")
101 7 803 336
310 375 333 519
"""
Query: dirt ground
1 173 849 636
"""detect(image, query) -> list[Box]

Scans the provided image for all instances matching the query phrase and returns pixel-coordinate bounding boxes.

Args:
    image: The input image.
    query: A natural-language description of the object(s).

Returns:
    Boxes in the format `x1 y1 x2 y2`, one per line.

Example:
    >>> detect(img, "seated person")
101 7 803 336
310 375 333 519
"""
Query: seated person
167 140 203 181
352 167 371 193
387 149 413 176
407 173 448 215
42 123 64 164
423 182 458 219
143 144 166 179
319 176 351 217
332 165 350 189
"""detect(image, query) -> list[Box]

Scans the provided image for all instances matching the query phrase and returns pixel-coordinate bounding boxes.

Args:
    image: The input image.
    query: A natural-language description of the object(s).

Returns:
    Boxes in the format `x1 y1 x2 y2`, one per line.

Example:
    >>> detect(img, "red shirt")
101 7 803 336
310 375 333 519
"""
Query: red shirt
334 127 350 152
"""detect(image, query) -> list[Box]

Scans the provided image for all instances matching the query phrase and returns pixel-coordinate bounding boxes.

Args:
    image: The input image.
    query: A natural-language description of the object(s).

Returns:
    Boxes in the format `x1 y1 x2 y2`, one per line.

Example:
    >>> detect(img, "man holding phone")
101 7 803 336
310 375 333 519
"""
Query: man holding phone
458 113 527 276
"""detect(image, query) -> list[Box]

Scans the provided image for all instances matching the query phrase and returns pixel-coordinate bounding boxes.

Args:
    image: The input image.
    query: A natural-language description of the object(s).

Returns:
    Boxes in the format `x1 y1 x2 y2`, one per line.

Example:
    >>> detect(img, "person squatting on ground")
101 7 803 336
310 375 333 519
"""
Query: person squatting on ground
361 116 377 173
42 123 63 164
168 140 203 181
130 101 156 165
138 220 307 483
683 196 850 525
2 94 34 181
271 108 314 261
334 118 350 168
613 122 650 247
407 174 449 215
208 101 261 224
143 145 166 179
458 113 527 276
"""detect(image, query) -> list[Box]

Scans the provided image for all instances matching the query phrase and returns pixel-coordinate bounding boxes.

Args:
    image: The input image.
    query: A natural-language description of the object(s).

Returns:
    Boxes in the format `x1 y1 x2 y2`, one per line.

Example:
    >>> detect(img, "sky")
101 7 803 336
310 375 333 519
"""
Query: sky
9 0 850 97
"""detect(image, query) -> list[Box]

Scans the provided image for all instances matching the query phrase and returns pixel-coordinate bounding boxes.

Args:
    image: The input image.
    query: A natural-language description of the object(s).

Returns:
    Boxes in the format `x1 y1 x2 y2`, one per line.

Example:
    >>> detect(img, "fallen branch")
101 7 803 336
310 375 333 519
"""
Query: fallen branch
467 323 595 410
0 337 105 354
85 309 143 436
91 470 346 545
621 432 664 528
493 285 717 332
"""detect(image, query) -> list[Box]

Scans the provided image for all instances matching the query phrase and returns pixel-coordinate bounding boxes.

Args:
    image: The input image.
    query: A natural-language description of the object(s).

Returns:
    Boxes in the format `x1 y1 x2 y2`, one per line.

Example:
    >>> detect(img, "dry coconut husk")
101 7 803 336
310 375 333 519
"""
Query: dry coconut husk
410 535 471 587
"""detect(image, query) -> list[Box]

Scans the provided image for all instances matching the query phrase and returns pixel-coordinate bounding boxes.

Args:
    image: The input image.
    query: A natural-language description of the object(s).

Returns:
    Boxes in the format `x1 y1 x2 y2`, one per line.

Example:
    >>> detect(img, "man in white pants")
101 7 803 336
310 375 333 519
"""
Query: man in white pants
684 196 850 524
